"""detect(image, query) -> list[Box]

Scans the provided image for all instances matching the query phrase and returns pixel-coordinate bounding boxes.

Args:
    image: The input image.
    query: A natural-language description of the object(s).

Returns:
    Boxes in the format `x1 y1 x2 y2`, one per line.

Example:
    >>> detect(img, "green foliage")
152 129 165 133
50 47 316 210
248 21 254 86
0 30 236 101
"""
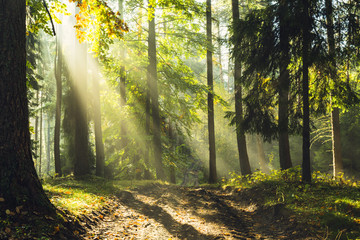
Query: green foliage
27 0 67 36
225 168 360 239
43 177 165 215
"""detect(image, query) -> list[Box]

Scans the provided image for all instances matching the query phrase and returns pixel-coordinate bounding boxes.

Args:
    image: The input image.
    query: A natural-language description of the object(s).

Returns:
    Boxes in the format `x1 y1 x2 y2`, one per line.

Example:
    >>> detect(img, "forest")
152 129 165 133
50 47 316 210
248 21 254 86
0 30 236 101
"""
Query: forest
1 0 360 239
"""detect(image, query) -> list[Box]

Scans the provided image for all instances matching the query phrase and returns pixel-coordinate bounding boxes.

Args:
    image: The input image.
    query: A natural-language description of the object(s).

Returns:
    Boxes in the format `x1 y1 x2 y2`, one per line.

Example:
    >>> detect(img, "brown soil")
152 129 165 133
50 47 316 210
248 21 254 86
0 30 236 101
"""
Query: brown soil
79 184 320 240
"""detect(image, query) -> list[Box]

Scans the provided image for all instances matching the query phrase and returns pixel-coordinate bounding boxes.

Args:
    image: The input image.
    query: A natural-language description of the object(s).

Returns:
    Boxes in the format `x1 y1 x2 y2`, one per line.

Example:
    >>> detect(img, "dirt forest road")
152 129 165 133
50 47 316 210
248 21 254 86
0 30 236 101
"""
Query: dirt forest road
80 184 318 240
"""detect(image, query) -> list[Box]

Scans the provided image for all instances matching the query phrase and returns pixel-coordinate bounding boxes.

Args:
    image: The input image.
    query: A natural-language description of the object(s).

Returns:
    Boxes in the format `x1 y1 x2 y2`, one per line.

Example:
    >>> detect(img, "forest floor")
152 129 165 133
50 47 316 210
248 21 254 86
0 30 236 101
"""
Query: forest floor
78 183 319 240
2 175 360 239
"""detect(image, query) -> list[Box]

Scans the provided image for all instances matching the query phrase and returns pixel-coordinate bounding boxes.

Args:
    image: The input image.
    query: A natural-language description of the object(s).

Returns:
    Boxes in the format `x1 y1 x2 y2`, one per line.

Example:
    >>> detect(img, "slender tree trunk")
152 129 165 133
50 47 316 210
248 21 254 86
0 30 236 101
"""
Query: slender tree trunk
54 25 62 177
93 59 105 177
228 47 232 93
73 50 89 176
217 20 224 85
256 134 270 174
168 119 176 184
144 87 151 179
73 47 89 176
232 0 251 175
136 6 150 179
325 0 343 177
73 6 89 176
331 108 342 175
0 0 54 212
278 0 292 170
207 0 217 183
119 0 128 151
46 115 51 175
302 0 311 183
35 90 39 169
39 91 43 177
148 1 165 180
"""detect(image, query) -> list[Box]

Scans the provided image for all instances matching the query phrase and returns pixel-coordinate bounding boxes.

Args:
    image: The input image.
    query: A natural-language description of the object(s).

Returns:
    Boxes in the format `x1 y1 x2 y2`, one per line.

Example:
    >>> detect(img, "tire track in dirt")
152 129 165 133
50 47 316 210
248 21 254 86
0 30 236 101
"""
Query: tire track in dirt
81 184 318 239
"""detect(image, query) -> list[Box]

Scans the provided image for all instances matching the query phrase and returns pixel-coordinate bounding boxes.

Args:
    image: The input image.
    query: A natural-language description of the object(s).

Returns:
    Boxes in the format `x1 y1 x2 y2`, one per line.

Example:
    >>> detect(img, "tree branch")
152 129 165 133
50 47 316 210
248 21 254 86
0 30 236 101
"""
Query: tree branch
42 0 56 36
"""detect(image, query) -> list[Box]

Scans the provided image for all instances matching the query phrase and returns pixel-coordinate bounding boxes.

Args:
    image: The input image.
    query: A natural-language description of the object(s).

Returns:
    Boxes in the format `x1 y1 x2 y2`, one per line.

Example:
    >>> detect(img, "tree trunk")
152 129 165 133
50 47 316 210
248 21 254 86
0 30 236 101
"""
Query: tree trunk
54 25 62 177
232 0 251 176
93 59 105 177
119 0 128 151
331 108 343 176
35 90 39 169
148 1 165 180
256 134 270 174
207 0 217 183
46 115 51 175
73 6 90 176
217 20 224 85
0 0 54 212
302 0 311 183
39 91 43 177
168 119 176 184
144 87 152 179
325 0 343 177
278 0 292 170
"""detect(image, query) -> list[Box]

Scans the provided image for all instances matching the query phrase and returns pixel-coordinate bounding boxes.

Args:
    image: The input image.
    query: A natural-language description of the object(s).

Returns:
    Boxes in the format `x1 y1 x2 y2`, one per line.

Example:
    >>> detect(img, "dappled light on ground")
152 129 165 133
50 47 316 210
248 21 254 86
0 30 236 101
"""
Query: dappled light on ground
79 184 317 240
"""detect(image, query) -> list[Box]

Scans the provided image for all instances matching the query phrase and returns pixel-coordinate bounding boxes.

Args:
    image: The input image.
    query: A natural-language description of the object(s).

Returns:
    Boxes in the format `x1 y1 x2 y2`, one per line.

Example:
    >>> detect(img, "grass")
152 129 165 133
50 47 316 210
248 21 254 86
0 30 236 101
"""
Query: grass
43 176 164 216
223 167 360 240
40 171 360 239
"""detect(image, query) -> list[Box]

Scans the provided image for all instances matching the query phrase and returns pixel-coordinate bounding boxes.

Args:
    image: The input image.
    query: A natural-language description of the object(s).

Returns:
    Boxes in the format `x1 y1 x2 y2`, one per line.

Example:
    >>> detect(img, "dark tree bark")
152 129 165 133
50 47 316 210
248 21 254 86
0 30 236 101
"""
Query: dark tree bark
73 45 89 176
278 0 293 170
302 0 311 183
148 1 165 180
207 0 217 183
325 0 343 177
46 115 51 175
144 87 152 180
93 59 105 177
232 0 251 176
54 28 62 177
39 91 43 177
35 90 39 169
0 0 54 212
73 6 90 176
216 20 224 85
118 0 128 151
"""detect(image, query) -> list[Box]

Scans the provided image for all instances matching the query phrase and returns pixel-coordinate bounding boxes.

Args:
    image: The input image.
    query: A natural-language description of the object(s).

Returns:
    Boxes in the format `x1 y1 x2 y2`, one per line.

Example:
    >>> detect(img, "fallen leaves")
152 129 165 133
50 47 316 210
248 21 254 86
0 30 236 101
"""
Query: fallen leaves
53 225 60 235
5 209 15 216
15 205 23 214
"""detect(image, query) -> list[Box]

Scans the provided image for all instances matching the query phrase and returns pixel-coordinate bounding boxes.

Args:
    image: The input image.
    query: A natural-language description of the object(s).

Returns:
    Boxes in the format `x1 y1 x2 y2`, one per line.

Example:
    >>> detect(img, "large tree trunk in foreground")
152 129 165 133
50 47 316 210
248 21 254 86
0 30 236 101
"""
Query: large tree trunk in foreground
147 2 165 180
232 0 251 176
0 0 53 212
207 0 217 183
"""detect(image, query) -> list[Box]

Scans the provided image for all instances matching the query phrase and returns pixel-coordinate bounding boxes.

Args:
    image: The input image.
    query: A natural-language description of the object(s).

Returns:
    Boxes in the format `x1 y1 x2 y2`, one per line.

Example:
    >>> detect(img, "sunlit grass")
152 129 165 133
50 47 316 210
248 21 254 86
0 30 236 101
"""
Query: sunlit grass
43 177 166 216
224 167 360 239
43 184 105 216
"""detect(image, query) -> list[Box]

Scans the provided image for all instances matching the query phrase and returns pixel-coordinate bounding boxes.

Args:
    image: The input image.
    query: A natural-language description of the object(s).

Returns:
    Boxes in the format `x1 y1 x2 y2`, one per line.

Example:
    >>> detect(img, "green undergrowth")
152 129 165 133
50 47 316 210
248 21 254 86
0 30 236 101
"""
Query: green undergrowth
43 176 165 216
223 166 360 240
